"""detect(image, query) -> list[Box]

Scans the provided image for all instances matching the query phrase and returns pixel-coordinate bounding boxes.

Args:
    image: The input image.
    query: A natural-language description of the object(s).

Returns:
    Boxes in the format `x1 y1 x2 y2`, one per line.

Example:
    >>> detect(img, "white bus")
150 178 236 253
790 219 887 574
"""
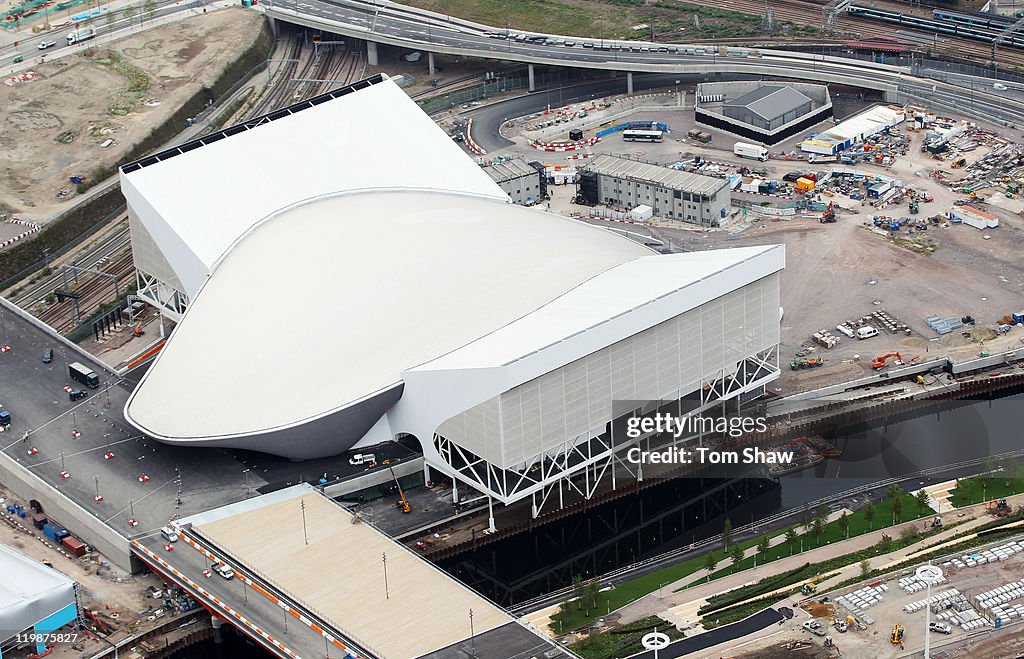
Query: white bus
622 129 664 143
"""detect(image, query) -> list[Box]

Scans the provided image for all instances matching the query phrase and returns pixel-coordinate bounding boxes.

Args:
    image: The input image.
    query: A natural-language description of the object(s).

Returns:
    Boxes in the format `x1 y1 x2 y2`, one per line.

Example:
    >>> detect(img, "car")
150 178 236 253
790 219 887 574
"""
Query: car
929 622 952 634
42 348 53 363
215 564 234 580
802 619 826 636
160 526 179 543
564 41 576 46
38 40 55 50
994 82 1008 91
68 389 88 401
782 172 803 182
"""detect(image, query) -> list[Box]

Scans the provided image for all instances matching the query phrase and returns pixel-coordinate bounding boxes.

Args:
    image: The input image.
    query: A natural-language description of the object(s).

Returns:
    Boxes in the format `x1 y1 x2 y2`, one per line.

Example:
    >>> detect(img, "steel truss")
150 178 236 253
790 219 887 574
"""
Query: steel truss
427 345 780 526
135 269 189 321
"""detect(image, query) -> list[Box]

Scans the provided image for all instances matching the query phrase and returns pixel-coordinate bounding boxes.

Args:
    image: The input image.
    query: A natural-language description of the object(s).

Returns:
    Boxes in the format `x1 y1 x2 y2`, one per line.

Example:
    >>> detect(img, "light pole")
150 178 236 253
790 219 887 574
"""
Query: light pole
300 499 308 545
917 564 943 659
469 608 475 655
382 551 390 600
243 468 251 495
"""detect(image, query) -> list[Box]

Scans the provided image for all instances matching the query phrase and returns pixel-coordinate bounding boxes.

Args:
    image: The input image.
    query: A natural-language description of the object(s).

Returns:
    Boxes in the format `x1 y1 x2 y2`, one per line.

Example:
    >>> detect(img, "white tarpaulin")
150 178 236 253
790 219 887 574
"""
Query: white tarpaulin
0 543 76 641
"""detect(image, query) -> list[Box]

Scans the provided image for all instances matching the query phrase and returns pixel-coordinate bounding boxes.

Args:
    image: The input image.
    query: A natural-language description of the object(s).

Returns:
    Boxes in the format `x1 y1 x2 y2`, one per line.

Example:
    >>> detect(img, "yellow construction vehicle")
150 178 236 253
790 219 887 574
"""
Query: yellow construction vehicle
890 623 904 645
801 582 818 595
389 465 411 514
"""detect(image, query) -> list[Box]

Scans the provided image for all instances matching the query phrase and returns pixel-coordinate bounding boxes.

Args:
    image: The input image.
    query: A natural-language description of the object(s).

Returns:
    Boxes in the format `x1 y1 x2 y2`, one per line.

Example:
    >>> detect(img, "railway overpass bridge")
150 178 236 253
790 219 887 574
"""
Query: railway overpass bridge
130 485 568 659
259 0 1024 125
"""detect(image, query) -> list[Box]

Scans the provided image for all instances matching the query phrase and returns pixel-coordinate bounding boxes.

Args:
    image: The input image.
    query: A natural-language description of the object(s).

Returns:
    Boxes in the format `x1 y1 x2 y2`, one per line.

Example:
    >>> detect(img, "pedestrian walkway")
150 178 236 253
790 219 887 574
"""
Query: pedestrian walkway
617 493 1024 627
657 598 707 634
913 479 957 513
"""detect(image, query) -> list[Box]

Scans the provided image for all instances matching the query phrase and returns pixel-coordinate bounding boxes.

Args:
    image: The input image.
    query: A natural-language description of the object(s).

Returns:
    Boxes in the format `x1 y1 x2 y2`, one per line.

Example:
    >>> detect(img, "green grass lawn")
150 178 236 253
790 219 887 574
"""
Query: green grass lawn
950 473 1024 508
551 493 931 633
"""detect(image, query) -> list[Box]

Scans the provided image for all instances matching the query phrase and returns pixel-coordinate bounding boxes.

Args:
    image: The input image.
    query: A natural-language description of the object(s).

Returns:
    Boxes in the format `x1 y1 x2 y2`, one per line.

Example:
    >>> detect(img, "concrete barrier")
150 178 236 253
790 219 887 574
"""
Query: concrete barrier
322 456 423 498
0 448 133 572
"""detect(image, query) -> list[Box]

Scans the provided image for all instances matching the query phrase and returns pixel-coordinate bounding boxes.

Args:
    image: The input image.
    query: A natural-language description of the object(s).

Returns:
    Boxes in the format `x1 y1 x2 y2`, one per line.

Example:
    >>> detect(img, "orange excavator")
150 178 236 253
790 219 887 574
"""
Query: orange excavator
872 352 904 369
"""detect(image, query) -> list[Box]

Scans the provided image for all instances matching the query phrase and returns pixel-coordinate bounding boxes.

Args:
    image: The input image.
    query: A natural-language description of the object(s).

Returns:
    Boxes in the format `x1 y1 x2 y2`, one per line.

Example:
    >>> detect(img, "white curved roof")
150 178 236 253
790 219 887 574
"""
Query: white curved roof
120 75 506 298
125 190 652 440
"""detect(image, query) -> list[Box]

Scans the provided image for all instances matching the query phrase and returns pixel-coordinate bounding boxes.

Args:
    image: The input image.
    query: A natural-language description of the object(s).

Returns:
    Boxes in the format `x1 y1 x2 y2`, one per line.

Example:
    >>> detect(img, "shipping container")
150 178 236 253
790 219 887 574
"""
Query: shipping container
43 523 62 541
32 513 47 530
62 536 86 557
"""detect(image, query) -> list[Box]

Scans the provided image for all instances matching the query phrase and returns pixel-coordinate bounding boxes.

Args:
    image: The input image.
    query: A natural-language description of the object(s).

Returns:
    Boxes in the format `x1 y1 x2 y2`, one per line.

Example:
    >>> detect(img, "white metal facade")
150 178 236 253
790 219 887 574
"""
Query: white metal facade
438 273 779 470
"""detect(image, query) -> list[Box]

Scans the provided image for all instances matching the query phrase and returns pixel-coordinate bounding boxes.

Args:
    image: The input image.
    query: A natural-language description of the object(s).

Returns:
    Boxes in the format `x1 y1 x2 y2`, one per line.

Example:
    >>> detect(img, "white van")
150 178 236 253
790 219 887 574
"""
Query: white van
160 526 179 543
856 326 879 340
215 564 234 580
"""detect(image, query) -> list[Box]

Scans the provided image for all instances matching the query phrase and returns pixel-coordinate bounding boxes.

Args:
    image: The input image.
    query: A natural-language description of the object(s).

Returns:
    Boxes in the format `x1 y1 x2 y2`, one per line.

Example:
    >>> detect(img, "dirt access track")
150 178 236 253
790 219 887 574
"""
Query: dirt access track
0 7 264 223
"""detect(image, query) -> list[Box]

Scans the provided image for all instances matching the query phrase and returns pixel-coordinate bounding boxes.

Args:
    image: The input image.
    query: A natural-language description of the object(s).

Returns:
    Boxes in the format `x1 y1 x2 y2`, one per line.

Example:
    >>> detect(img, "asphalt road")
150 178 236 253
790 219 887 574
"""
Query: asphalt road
463 74 692 152
265 0 1024 121
627 608 784 659
135 531 345 659
0 304 255 539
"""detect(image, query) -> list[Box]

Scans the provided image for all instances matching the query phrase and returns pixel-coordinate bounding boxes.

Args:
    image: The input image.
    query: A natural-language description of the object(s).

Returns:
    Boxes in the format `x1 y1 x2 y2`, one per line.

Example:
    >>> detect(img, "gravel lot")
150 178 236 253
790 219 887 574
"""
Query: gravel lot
0 7 263 223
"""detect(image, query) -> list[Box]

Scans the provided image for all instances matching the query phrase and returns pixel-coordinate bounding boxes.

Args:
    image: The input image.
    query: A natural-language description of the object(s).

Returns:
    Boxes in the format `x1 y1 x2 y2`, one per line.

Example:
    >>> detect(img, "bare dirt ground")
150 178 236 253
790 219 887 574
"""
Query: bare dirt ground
0 7 264 223
0 484 161 630
528 100 1024 395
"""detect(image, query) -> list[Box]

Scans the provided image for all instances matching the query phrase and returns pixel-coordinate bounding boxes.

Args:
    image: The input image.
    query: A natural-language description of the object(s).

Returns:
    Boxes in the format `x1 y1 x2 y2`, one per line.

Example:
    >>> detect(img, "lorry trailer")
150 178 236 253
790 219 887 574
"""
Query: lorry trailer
734 142 769 161
69 362 99 388
66 28 97 45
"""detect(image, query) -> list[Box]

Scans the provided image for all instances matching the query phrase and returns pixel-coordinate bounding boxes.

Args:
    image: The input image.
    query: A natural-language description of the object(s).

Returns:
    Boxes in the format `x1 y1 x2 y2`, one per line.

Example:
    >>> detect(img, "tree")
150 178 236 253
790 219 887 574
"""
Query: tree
785 526 798 554
877 533 894 553
811 517 825 546
886 484 903 501
722 518 733 549
555 597 571 633
143 0 156 22
900 526 921 543
730 543 744 567
704 551 718 579
757 534 770 559
839 511 851 539
572 575 585 610
859 559 871 578
915 489 932 512
815 503 829 525
122 5 135 21
801 503 812 531
585 577 602 613
891 495 904 523
864 502 876 530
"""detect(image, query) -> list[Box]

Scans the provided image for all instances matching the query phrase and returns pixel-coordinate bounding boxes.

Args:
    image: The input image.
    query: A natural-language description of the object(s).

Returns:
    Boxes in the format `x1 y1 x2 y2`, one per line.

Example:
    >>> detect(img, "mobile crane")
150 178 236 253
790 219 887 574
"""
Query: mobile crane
389 465 411 514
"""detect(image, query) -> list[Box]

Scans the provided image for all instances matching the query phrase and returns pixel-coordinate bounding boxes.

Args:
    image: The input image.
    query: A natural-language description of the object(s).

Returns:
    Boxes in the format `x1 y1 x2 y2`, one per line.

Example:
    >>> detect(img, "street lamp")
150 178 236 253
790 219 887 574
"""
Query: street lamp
917 564 943 659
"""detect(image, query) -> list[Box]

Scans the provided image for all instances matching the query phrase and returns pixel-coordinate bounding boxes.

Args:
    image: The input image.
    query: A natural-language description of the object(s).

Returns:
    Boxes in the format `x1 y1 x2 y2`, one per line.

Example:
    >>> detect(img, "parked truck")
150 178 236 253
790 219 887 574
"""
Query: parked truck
66 27 96 45
734 142 769 161
69 362 99 389
808 154 837 164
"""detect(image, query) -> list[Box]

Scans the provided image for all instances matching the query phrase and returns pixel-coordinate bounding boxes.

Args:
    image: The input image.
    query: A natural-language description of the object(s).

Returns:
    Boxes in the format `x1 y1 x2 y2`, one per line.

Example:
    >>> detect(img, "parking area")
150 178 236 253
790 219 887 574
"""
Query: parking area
0 304 256 553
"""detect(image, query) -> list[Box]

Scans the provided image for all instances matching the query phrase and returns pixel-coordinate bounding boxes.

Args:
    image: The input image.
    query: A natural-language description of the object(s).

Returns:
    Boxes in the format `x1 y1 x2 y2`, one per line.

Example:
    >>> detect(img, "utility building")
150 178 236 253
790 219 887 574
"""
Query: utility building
696 81 832 145
121 74 784 526
481 158 546 205
577 154 732 226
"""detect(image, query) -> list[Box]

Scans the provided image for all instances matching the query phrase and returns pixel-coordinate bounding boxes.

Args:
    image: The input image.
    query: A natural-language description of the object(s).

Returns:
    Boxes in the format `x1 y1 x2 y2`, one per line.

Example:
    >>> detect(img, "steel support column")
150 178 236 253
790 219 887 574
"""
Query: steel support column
367 41 378 66
528 63 535 92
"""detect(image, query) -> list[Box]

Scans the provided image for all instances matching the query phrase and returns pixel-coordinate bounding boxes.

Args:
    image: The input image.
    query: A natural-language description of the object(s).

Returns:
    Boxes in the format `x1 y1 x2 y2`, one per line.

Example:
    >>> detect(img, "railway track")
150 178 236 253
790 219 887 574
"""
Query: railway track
13 218 131 309
679 0 1024 68
37 248 136 335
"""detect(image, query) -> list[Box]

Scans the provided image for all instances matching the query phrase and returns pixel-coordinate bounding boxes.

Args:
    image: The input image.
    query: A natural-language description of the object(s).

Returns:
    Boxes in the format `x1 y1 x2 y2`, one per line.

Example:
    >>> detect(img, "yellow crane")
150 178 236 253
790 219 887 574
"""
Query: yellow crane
389 465 411 514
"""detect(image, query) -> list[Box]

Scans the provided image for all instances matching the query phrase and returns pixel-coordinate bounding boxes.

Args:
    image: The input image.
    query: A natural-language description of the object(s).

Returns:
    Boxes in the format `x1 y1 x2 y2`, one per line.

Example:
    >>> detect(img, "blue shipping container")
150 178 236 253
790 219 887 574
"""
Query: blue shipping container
43 523 59 541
